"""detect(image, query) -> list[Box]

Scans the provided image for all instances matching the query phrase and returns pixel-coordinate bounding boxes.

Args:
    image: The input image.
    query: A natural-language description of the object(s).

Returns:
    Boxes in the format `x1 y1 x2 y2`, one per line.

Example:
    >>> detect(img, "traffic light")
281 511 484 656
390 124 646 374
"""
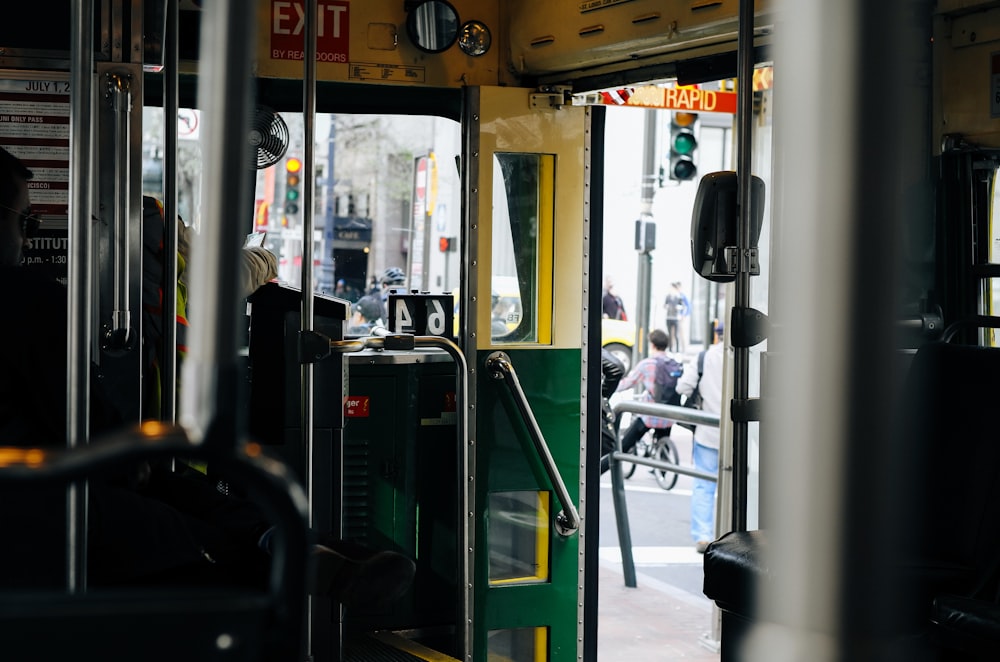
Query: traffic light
667 111 699 182
285 157 302 214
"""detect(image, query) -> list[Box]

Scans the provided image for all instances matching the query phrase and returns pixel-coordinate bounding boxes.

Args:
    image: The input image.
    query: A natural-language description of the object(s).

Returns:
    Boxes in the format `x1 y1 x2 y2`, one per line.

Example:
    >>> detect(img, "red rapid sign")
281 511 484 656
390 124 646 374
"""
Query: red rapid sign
270 0 349 62
598 85 738 114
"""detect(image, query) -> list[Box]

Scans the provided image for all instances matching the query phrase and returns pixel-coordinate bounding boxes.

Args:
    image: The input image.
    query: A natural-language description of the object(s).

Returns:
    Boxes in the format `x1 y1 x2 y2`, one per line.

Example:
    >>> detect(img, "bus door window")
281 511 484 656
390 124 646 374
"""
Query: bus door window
491 153 554 344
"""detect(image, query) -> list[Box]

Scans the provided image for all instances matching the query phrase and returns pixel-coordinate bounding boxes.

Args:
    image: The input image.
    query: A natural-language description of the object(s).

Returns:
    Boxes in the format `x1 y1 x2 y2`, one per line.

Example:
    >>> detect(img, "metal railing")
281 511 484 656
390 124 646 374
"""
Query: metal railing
608 399 720 588
486 351 580 537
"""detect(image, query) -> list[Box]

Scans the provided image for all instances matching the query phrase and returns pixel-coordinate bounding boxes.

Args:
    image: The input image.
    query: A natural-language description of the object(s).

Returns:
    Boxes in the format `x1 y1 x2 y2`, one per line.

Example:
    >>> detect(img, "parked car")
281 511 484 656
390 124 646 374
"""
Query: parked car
601 318 635 373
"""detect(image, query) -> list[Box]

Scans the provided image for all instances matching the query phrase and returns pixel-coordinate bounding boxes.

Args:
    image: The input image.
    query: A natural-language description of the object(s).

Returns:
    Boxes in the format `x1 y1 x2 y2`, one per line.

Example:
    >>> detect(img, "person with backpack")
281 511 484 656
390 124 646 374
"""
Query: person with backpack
676 322 725 553
599 328 682 474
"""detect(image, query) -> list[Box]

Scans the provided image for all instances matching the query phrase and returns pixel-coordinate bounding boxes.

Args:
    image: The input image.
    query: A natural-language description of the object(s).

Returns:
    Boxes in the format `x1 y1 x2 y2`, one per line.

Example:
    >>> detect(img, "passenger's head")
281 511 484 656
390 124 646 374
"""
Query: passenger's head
0 146 35 267
352 295 383 323
649 328 669 351
380 266 405 288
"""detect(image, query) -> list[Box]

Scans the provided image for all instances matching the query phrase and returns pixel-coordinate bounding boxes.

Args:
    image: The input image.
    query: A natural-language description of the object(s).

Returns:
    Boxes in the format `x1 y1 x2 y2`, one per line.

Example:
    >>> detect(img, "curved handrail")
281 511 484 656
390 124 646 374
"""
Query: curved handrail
312 327 473 642
608 397 723 588
485 351 580 537
610 399 720 481
611 399 721 429
940 315 1000 343
0 423 309 643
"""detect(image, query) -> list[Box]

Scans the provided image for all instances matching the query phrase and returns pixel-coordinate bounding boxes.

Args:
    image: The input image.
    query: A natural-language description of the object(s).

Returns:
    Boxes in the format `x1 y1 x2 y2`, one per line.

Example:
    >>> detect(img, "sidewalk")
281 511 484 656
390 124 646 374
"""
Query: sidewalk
597 560 721 661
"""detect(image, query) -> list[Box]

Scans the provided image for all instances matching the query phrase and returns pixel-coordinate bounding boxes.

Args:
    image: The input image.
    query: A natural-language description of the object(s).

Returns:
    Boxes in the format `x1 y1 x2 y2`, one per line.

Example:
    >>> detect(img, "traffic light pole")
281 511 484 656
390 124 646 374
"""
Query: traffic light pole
633 109 659 362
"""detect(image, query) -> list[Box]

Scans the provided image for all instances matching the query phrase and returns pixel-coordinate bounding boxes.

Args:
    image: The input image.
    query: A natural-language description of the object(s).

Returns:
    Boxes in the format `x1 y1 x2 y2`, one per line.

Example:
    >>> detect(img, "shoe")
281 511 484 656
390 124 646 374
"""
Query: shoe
312 540 416 611
695 541 710 554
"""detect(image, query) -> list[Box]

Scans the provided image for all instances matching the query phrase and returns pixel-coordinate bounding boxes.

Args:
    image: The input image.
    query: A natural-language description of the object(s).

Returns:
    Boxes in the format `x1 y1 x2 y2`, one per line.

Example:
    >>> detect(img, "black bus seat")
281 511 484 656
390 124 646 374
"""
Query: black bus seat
930 594 1000 660
702 530 768 662
702 342 1000 659
703 529 769 616
0 424 309 662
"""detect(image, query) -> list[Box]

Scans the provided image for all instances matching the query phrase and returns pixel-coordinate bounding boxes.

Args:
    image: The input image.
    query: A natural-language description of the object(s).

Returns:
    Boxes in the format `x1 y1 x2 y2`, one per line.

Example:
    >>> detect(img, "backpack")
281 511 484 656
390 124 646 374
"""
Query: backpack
652 355 684 406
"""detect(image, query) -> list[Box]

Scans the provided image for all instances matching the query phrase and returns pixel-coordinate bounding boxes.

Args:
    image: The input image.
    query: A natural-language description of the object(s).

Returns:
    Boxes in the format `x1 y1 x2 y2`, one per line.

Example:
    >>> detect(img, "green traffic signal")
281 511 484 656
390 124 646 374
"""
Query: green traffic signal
672 132 696 155
667 111 699 182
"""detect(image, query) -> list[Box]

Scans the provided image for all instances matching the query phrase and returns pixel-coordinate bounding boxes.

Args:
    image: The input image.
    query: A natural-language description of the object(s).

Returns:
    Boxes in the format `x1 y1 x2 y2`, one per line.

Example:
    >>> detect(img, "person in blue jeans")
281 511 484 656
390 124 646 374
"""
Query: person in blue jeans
676 324 724 553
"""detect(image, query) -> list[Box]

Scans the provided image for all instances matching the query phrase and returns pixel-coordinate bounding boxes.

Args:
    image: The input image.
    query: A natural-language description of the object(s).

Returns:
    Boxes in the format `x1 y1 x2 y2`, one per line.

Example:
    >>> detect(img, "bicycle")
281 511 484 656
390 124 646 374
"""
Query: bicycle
622 427 680 490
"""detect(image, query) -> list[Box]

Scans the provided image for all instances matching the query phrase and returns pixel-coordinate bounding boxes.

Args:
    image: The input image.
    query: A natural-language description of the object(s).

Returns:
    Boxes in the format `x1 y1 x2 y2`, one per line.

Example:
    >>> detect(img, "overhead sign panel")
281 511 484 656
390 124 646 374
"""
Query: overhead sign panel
600 85 738 113
270 0 349 62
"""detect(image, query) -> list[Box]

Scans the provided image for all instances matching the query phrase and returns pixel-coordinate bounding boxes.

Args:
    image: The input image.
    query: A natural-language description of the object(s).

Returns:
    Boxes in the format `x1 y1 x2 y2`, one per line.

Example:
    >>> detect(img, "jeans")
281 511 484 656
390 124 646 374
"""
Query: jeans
691 440 718 543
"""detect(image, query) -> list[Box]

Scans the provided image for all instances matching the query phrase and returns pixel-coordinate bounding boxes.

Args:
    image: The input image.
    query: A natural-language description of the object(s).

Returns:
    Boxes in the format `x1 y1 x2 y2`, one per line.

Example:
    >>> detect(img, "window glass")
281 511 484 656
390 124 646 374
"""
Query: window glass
141 108 462 314
491 153 554 344
487 491 550 584
487 627 548 662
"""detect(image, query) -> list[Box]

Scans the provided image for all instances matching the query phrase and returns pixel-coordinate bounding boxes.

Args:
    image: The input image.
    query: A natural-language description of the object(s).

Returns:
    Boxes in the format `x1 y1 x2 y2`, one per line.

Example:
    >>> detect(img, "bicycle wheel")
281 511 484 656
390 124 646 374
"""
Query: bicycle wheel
654 437 680 491
623 443 638 478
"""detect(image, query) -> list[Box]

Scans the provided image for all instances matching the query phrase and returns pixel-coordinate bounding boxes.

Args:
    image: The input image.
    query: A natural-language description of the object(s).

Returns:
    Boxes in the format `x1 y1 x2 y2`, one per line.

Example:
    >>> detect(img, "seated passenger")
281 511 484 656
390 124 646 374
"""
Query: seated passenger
141 194 278 419
0 146 414 606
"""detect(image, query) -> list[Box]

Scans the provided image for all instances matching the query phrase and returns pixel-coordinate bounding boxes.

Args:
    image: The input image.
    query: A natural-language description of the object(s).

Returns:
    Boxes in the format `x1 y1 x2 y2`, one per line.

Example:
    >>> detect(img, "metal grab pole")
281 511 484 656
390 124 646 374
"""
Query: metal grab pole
105 72 132 349
181 0 254 444
299 2 322 657
485 351 581 536
731 0 756 535
161 0 179 422
67 0 95 594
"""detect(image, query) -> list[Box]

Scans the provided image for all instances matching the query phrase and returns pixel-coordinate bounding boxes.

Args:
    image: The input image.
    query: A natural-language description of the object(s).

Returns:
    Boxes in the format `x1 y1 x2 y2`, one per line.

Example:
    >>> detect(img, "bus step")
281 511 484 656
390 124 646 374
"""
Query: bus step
344 631 461 662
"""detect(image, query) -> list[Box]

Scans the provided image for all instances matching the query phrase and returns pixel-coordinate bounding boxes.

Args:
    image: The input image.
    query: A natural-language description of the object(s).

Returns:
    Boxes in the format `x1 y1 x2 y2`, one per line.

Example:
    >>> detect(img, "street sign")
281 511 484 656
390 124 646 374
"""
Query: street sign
584 84 740 114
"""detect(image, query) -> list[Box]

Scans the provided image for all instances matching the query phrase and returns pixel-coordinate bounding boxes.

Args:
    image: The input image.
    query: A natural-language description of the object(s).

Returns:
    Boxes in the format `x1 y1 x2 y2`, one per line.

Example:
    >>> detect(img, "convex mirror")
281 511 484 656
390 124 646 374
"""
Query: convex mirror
406 0 460 54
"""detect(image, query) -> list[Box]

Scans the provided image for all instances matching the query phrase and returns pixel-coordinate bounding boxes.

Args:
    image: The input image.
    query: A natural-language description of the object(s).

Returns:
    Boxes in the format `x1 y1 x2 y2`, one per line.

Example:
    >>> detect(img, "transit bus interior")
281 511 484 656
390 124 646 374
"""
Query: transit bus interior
1 1 1000 661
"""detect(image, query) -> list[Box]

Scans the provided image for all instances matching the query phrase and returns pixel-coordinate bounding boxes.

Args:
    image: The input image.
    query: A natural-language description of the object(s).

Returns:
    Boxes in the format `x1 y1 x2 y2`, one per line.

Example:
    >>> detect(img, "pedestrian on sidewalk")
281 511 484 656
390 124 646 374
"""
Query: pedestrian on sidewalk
676 322 724 553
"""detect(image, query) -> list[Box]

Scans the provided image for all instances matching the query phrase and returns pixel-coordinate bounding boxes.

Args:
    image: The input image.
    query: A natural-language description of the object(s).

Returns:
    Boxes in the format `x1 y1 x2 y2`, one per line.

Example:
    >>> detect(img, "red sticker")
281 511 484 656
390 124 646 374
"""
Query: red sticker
344 395 370 418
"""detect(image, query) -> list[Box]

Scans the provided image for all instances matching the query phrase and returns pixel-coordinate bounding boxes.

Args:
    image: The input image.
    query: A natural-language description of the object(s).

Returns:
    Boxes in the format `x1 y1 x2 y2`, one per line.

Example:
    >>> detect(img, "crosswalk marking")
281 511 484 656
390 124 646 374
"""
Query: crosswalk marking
599 481 693 497
599 545 704 565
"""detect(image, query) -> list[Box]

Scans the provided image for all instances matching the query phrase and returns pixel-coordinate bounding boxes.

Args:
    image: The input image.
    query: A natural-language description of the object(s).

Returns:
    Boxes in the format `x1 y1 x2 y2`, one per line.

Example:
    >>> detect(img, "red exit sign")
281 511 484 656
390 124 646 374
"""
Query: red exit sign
270 0 349 63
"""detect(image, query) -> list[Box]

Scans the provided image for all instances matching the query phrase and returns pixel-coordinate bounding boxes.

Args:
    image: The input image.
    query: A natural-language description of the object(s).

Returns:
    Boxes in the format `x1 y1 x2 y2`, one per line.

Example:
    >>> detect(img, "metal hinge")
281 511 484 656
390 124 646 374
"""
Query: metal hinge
530 85 572 109
722 246 760 276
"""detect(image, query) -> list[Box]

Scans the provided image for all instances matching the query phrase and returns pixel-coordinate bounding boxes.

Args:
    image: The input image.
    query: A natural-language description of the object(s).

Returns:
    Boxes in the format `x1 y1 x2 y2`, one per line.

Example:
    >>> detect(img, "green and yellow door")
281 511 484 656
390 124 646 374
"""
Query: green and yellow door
464 86 593 662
